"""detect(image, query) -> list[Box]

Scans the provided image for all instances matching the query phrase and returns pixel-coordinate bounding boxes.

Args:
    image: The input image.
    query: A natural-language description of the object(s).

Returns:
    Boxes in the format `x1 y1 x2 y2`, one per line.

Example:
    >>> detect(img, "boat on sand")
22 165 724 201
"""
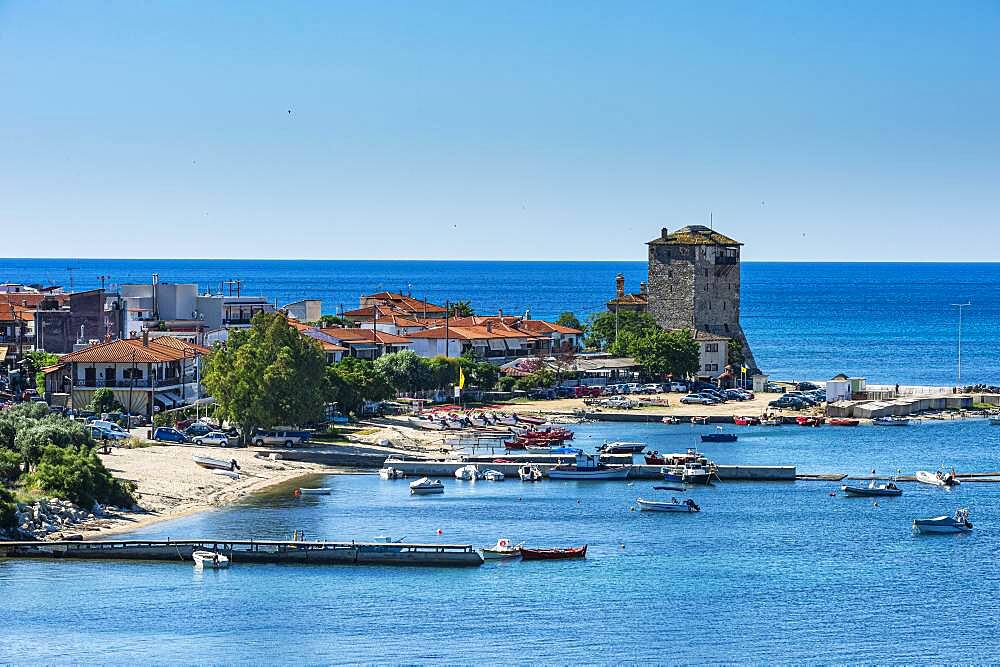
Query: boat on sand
193 455 239 472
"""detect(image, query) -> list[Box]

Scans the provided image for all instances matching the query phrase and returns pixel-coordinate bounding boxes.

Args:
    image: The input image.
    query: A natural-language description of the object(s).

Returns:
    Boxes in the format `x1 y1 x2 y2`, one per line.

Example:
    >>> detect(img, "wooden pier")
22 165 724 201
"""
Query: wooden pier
0 539 485 567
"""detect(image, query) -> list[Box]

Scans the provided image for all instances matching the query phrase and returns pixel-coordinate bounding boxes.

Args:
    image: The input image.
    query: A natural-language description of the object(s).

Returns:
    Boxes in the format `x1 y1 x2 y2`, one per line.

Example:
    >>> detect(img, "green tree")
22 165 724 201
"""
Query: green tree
24 350 60 392
448 300 475 318
325 357 394 416
29 444 137 509
628 328 700 379
14 416 94 472
374 350 434 393
317 314 351 328
513 369 555 391
458 358 499 390
89 387 123 414
0 449 22 482
727 339 745 368
495 375 517 392
203 312 328 443
0 487 16 530
586 310 659 351
555 311 583 331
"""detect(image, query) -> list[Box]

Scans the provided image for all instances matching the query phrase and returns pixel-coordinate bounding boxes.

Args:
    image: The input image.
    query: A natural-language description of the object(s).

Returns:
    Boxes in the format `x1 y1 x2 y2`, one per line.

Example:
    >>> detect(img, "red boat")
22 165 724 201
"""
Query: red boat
828 418 860 427
733 416 760 426
644 452 666 465
519 545 587 560
796 416 825 427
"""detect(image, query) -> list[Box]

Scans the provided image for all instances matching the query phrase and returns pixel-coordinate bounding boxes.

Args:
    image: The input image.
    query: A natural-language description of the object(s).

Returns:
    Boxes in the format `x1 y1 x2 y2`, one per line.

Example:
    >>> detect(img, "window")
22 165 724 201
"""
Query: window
123 368 144 379
705 364 719 372
705 343 718 353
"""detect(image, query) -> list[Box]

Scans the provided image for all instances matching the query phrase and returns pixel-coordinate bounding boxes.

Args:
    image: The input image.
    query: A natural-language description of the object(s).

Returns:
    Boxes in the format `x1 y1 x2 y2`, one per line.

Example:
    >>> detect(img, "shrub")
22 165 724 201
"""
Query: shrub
89 387 123 414
14 417 93 471
0 449 22 482
514 370 555 391
0 486 16 530
495 376 517 392
29 445 137 509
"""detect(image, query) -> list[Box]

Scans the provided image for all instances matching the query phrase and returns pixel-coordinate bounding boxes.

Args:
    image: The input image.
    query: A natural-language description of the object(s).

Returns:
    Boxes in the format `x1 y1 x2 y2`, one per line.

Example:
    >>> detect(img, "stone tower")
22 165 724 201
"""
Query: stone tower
646 225 758 371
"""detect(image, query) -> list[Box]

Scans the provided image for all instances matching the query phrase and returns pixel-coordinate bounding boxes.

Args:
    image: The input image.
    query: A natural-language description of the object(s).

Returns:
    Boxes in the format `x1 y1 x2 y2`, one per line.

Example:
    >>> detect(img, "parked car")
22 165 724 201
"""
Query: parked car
681 393 717 405
668 382 689 393
89 424 130 441
528 388 556 400
637 383 661 394
153 427 188 443
554 386 576 399
769 396 807 409
92 420 129 437
252 430 309 446
192 431 231 447
723 389 749 401
184 422 214 437
796 381 821 391
764 382 785 393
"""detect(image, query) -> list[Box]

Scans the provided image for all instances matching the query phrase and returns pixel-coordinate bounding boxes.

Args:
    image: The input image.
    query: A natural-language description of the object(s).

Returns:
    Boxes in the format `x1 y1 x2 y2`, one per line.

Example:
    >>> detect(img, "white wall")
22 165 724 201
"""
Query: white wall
409 338 463 358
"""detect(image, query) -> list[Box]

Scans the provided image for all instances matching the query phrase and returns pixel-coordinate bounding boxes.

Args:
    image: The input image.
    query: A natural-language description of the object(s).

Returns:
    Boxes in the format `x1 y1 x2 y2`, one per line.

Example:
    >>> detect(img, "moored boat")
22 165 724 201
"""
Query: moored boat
662 462 714 485
482 469 505 481
296 487 331 496
518 464 544 482
547 453 630 480
915 469 961 487
409 477 445 495
637 497 701 512
828 418 860 427
796 416 824 427
192 550 230 569
378 466 406 480
841 482 902 497
599 441 646 454
874 416 910 426
481 537 522 560
701 433 737 443
733 416 759 426
519 545 587 560
913 508 972 534
454 464 481 481
760 418 783 426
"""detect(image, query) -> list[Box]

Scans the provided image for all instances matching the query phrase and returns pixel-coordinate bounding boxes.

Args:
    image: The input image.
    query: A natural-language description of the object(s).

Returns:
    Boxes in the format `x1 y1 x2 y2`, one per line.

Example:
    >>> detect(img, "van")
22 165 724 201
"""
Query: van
92 420 129 436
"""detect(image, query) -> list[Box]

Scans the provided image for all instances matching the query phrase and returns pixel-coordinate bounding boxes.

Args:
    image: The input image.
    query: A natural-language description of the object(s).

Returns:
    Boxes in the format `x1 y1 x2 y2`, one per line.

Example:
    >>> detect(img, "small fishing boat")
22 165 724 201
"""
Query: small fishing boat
701 433 737 443
481 537 522 560
733 416 759 426
913 508 972 534
661 416 680 425
518 464 544 482
482 469 505 481
828 418 860 427
599 441 647 454
915 469 961 487
796 416 824 427
637 497 701 512
547 453 630 480
760 418 783 426
192 550 230 569
378 466 406 480
874 416 910 426
519 545 587 560
296 487 331 496
454 464 481 481
409 477 445 495
662 462 714 486
690 416 709 425
193 455 239 472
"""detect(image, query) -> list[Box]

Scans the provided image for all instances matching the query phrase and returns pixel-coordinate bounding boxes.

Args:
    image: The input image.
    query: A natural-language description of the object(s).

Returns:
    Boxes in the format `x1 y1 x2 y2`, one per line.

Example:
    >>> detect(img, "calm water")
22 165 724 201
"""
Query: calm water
1 258 998 384
4 420 1000 663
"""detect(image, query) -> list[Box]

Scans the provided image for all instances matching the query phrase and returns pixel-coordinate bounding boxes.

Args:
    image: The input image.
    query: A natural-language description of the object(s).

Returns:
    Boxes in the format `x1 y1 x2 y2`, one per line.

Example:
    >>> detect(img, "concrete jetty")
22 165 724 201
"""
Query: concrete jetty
0 539 484 567
386 459 795 481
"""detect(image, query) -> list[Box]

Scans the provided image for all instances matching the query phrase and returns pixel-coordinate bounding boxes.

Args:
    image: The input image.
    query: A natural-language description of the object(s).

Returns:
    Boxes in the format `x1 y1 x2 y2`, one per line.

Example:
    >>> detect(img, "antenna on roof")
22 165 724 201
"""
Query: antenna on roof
710 212 713 230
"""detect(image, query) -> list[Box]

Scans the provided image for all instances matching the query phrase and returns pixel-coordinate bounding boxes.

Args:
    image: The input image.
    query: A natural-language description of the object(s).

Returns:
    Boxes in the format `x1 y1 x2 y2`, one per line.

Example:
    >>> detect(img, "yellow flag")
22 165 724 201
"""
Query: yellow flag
458 367 466 389
741 366 747 374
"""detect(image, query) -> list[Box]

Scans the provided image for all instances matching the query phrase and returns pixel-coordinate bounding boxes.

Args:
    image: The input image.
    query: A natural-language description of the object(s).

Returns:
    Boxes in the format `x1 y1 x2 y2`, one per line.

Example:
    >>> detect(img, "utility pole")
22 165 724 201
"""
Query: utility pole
951 302 971 388
97 275 110 291
444 300 450 358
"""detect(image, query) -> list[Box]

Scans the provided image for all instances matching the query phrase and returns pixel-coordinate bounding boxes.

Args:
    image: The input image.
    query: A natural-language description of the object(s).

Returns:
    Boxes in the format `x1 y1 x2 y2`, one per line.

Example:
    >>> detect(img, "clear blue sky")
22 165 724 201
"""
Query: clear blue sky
1 1 998 261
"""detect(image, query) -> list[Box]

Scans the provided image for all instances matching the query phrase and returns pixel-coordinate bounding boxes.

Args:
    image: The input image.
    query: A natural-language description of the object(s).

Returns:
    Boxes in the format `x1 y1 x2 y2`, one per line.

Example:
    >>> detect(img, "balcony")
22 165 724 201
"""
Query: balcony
73 374 199 390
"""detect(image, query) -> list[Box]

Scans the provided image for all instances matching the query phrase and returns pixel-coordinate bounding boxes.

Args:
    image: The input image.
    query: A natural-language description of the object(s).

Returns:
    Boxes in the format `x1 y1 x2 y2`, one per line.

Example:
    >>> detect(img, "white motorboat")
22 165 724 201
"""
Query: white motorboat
662 462 714 486
915 469 961 487
192 550 230 569
547 453 630 480
193 455 239 472
481 537 522 560
378 466 406 480
482 469 505 481
454 464 481 481
518 464 543 482
637 497 701 513
913 508 973 534
874 416 910 426
760 418 783 426
296 487 331 495
599 441 647 454
841 481 902 497
409 477 444 495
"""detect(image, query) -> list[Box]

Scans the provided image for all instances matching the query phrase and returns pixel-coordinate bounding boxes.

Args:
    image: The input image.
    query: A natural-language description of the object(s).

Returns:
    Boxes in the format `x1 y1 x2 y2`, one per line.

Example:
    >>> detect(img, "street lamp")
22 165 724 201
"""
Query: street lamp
951 302 972 389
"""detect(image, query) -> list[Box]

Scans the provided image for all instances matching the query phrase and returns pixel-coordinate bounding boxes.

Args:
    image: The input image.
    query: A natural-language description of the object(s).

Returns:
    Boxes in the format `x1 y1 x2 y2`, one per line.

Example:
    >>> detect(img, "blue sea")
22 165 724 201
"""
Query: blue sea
4 420 1000 664
1 258 998 384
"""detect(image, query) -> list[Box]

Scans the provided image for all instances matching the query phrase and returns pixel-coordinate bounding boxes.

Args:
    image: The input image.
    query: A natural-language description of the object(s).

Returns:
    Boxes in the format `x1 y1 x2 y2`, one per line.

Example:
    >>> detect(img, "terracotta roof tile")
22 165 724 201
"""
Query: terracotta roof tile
60 337 199 364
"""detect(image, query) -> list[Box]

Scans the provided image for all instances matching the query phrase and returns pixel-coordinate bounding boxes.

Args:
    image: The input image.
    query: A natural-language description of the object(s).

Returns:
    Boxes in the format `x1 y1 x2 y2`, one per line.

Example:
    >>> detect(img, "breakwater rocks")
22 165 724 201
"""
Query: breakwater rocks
10 498 133 540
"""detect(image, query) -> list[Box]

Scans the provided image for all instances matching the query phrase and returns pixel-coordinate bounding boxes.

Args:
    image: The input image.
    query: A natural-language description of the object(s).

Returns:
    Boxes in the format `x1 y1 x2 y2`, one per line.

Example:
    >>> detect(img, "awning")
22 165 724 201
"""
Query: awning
0 346 8 361
488 339 506 351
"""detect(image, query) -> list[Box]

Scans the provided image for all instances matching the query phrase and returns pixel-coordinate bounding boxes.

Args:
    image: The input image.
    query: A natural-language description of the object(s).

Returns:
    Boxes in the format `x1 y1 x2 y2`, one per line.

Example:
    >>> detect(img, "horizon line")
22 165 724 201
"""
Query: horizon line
3 256 1000 264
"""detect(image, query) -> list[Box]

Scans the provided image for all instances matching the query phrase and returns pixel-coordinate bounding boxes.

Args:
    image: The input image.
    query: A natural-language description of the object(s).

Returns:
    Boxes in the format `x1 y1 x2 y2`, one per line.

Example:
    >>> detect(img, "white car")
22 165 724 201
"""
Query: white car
193 431 231 447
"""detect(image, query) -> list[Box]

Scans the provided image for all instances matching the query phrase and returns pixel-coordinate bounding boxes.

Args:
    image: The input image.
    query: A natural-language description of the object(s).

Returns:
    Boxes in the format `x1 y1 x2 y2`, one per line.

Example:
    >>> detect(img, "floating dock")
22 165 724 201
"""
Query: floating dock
386 459 795 481
0 539 484 567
